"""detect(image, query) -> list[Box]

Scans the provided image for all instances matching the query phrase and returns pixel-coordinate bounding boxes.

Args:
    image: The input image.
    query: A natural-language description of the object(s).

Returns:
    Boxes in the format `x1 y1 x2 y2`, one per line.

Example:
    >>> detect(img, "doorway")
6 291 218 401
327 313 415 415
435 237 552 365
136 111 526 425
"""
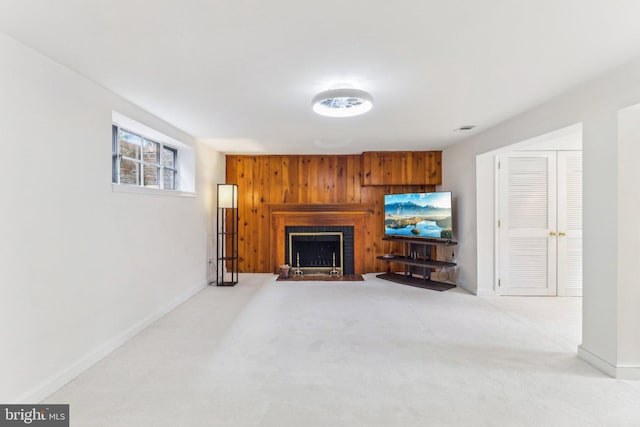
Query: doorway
474 123 582 296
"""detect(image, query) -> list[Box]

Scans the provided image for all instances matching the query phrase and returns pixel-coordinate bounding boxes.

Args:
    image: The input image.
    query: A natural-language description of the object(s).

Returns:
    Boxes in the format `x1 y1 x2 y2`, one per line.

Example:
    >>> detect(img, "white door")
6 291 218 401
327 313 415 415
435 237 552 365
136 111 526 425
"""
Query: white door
498 152 557 296
557 151 583 296
497 151 583 296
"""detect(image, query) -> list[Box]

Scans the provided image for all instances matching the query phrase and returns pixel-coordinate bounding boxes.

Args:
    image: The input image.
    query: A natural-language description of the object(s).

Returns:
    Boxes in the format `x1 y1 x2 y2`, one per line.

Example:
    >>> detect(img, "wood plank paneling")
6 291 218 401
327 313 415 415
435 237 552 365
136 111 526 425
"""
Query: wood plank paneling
284 156 298 203
226 152 441 273
299 157 311 204
257 156 270 272
361 151 442 185
361 152 372 186
336 156 347 203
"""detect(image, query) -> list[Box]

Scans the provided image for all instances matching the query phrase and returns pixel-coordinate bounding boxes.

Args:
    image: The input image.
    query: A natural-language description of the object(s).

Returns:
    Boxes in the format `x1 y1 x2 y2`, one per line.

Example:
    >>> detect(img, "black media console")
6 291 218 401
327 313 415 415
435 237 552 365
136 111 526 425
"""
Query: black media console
376 236 457 291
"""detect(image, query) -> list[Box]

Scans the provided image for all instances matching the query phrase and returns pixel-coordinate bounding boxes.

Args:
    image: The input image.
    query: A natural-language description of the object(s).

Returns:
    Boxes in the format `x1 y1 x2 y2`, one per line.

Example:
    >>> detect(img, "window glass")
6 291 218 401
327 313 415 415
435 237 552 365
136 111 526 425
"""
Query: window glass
162 147 176 168
119 130 142 159
143 140 160 164
163 169 176 190
120 159 140 185
144 165 160 188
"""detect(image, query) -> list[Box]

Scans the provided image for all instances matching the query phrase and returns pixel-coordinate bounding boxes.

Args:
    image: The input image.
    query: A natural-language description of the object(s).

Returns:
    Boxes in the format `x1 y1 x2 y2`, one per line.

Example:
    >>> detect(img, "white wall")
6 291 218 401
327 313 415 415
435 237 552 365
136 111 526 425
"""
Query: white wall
616 105 640 369
442 55 640 378
0 33 225 402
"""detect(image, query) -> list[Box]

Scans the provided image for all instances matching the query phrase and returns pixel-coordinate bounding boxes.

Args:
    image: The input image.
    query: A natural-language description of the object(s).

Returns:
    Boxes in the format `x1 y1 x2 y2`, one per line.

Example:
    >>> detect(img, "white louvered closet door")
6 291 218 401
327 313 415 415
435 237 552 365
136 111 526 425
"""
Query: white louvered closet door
498 152 557 296
557 151 583 296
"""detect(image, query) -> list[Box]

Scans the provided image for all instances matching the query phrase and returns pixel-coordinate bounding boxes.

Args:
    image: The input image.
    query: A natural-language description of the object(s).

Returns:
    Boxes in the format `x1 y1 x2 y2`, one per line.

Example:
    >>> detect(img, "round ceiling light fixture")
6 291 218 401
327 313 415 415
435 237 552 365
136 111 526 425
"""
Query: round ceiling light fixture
311 87 373 118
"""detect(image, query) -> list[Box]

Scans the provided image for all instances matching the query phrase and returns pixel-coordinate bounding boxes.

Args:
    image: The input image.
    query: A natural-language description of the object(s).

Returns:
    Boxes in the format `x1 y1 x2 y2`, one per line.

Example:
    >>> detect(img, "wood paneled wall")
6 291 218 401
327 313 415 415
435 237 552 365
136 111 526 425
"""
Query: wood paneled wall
225 152 441 273
362 151 442 185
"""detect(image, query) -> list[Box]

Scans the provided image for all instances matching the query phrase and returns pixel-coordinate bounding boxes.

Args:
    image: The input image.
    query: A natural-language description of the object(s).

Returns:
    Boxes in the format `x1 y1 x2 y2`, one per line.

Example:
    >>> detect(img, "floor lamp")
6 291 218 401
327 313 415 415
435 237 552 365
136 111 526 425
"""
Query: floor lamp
216 183 238 286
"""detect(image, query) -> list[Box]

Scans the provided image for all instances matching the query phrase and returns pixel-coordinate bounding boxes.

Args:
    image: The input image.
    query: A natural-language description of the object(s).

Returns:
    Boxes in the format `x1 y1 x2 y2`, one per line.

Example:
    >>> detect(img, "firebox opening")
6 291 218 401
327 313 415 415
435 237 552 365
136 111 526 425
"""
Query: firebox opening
289 232 343 275
285 226 355 275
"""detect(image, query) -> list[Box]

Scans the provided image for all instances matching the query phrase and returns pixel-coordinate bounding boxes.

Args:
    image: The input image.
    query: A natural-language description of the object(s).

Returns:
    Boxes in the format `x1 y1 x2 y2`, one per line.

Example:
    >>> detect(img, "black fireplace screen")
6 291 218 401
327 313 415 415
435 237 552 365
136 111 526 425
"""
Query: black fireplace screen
285 226 355 274
290 232 342 270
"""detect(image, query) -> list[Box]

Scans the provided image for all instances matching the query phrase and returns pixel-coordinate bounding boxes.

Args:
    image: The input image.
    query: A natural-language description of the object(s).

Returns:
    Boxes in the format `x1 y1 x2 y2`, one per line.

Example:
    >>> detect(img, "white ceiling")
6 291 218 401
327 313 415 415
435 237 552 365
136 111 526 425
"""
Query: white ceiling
2 1 640 154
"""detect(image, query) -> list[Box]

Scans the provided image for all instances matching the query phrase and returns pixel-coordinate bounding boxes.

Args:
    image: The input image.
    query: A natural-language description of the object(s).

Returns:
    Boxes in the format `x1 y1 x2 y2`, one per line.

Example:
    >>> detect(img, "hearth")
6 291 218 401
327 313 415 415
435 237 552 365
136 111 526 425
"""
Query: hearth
285 226 354 275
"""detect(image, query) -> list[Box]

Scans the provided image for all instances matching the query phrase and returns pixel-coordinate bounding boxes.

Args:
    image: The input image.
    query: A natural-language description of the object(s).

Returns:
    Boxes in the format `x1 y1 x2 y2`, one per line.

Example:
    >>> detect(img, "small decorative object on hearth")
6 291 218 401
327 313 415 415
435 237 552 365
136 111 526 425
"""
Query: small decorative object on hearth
293 252 304 276
329 252 340 276
279 264 290 279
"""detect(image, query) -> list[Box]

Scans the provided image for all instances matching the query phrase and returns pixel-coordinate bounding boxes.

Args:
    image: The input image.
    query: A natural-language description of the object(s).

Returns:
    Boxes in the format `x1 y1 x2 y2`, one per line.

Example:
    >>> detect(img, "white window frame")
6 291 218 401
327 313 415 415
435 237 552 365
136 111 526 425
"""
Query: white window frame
112 124 179 191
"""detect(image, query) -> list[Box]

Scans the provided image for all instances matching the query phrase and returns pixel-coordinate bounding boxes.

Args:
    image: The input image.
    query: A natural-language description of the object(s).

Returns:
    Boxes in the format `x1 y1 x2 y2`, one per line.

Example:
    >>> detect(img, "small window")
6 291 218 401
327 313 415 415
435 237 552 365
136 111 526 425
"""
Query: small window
112 125 179 190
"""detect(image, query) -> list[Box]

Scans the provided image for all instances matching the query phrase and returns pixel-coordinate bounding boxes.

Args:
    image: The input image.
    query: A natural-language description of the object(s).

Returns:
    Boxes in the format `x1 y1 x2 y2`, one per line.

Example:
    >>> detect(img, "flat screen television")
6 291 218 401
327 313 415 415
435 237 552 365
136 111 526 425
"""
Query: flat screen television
384 191 452 239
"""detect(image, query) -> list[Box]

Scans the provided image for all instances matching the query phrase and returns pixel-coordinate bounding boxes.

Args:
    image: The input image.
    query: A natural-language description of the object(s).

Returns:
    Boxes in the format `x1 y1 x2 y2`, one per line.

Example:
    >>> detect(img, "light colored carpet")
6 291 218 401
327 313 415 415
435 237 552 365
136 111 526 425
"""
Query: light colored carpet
45 274 640 426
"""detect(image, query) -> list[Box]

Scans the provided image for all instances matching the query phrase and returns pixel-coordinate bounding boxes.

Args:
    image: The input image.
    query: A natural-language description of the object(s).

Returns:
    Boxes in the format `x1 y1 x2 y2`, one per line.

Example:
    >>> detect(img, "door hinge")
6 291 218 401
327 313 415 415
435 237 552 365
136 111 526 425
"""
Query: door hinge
498 279 501 287
498 220 501 228
498 161 501 169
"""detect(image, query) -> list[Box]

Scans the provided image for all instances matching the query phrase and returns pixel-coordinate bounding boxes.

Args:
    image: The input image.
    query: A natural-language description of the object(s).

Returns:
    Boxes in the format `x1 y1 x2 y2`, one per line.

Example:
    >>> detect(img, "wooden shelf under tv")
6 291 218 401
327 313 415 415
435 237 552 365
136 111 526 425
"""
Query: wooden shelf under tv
377 236 457 291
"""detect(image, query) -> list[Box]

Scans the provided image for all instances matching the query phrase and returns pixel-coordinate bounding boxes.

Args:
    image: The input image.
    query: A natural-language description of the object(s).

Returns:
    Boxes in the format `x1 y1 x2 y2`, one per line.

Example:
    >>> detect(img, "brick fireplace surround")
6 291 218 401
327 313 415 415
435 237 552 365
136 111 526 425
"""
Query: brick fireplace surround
268 204 372 274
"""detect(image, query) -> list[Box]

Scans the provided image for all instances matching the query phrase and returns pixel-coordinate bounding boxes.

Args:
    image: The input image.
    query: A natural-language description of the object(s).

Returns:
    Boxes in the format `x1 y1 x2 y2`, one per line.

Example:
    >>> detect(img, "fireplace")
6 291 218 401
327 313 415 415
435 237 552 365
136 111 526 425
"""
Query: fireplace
268 203 372 274
285 226 355 275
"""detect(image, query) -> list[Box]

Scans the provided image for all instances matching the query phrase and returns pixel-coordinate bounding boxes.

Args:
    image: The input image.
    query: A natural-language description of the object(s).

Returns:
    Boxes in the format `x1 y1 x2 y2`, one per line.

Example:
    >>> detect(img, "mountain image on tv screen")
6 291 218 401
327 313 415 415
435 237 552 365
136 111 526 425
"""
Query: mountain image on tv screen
384 192 452 239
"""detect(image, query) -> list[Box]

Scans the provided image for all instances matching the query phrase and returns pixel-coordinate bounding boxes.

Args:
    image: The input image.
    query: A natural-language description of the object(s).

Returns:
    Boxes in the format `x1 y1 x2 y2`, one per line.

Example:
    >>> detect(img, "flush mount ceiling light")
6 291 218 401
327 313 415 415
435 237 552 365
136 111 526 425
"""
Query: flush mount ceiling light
312 87 373 118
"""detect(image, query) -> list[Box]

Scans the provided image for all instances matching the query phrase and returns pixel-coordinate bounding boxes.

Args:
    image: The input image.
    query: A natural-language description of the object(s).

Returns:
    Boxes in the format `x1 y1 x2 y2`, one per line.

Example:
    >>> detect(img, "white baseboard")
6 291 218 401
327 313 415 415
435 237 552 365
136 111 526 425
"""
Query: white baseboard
578 345 640 380
14 281 208 404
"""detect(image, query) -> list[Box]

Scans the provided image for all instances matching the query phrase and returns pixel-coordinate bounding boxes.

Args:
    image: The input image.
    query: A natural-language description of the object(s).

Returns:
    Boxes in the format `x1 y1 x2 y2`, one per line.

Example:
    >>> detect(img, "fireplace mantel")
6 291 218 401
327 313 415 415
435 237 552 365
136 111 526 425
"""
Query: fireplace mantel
268 203 373 274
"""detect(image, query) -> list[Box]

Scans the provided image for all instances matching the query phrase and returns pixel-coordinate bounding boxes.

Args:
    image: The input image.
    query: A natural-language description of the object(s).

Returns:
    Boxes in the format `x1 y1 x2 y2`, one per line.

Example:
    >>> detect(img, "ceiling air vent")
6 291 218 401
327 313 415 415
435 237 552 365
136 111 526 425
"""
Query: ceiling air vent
455 125 476 131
